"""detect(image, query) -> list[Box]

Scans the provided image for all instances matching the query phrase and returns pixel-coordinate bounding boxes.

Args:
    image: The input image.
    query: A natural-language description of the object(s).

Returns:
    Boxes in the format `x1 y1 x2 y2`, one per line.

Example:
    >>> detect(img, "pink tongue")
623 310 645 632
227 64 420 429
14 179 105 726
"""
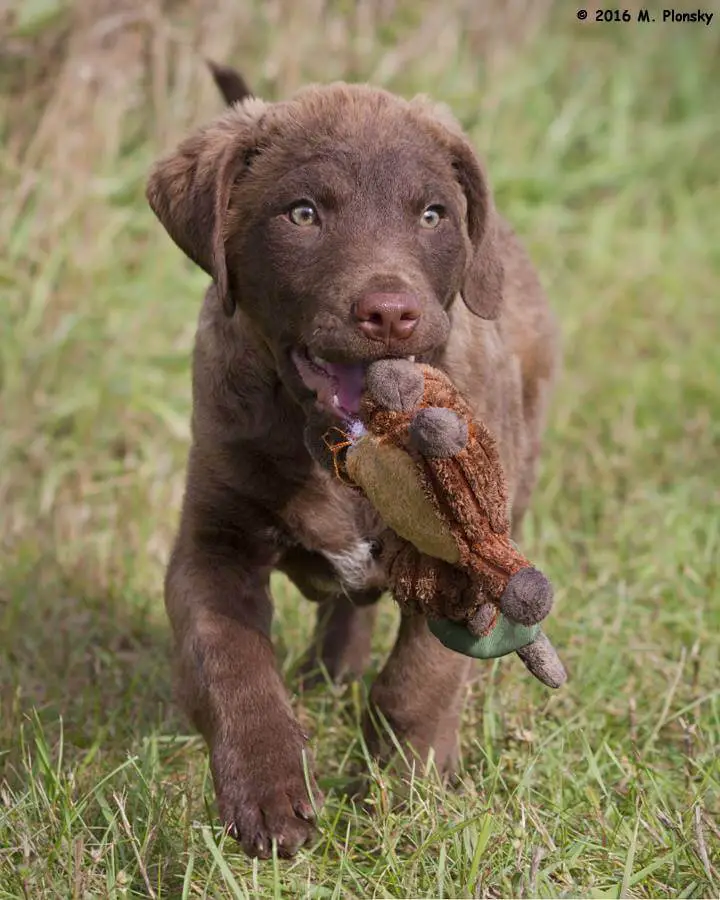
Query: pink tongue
325 362 366 413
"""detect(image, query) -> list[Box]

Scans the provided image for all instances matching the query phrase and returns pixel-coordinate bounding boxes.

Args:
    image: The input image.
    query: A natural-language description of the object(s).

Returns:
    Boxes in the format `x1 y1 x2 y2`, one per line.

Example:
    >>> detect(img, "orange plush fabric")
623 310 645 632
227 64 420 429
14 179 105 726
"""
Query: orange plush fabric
359 364 531 613
315 359 566 687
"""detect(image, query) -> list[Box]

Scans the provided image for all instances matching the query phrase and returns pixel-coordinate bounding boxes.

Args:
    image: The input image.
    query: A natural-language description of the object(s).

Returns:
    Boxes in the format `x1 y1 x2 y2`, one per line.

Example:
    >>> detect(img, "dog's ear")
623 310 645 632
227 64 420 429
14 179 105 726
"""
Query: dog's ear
410 97 504 320
206 60 254 106
146 99 267 316
450 138 504 320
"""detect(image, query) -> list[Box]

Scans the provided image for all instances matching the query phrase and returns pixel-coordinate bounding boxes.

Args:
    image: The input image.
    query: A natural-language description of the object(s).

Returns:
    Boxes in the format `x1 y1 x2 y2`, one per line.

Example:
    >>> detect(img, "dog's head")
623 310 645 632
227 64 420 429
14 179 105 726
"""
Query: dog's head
147 75 503 418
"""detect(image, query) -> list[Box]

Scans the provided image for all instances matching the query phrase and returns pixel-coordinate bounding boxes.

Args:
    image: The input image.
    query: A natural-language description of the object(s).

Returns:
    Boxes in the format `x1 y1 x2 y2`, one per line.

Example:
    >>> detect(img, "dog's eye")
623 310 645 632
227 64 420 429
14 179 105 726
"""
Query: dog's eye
287 202 319 227
420 205 445 229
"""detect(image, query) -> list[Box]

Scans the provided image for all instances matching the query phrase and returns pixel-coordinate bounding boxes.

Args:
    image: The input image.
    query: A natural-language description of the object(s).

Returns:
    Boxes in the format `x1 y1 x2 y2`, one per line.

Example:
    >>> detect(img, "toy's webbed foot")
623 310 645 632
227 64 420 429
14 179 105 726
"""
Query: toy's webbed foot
408 407 468 458
500 566 554 626
365 359 424 412
516 632 567 689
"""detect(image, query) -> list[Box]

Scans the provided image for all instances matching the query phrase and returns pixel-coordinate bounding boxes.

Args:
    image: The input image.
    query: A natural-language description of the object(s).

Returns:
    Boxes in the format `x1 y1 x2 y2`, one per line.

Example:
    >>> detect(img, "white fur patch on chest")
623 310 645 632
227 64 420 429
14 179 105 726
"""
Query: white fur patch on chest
321 539 377 592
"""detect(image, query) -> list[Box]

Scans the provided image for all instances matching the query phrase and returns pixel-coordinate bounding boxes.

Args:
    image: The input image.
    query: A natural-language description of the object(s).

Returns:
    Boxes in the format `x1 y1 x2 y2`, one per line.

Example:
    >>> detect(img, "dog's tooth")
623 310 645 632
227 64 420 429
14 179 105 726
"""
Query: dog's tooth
310 353 326 367
407 355 416 362
331 394 340 408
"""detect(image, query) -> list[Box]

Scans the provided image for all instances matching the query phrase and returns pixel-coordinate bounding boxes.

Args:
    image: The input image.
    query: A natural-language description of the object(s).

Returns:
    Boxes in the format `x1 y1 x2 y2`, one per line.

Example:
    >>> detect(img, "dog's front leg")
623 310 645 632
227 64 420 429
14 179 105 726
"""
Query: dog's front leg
165 543 322 858
363 612 473 775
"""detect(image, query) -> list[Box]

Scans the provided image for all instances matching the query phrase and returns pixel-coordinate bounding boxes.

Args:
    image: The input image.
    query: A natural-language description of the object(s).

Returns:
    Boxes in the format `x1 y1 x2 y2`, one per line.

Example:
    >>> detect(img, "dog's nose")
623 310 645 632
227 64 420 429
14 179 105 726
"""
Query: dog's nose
354 292 422 343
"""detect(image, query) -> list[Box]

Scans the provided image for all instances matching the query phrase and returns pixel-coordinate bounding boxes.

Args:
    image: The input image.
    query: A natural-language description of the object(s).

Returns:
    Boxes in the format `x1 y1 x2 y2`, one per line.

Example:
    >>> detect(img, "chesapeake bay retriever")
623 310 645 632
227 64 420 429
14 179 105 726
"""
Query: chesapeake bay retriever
146 62 560 858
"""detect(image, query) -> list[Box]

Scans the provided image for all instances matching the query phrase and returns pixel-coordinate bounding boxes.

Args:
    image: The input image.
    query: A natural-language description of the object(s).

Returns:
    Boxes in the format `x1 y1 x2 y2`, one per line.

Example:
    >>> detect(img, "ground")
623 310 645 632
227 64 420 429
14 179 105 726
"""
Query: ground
1 2 718 897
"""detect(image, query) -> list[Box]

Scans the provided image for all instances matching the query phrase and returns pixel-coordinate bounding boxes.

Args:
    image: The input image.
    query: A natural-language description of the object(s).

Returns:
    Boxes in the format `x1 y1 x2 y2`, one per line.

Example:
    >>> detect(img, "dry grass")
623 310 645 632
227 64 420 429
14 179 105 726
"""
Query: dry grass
1 1 719 897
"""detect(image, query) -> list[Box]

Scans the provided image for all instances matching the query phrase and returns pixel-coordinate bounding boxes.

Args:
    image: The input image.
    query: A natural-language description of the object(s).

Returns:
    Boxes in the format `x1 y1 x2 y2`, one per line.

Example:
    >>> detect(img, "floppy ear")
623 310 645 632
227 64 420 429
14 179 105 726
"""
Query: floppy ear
410 97 504 319
449 138 504 320
145 99 267 317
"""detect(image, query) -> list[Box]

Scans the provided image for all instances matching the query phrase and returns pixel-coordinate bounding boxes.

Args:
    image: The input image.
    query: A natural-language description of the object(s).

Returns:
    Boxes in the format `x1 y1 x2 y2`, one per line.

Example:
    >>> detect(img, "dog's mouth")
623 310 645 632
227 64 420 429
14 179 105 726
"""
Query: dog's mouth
291 347 415 419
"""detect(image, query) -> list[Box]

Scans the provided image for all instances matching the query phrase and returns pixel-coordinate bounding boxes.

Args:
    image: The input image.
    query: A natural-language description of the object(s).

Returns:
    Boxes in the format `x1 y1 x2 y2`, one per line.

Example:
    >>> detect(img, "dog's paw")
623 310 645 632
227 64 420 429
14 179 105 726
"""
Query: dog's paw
211 731 323 858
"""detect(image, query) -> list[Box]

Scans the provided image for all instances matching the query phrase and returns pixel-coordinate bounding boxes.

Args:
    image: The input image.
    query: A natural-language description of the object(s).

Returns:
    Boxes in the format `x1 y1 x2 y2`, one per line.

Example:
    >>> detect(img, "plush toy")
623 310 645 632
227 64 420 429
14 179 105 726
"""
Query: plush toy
305 359 567 689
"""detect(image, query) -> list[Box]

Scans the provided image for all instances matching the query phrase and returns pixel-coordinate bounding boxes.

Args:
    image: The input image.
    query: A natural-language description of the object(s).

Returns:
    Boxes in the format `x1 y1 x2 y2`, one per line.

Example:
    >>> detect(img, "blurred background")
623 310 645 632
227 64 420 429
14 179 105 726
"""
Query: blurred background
1 1 719 897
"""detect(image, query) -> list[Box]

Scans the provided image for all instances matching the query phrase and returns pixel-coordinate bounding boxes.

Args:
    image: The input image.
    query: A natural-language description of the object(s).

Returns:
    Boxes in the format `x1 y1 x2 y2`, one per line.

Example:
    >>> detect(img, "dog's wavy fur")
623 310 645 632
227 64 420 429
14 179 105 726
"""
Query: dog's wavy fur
146 63 560 858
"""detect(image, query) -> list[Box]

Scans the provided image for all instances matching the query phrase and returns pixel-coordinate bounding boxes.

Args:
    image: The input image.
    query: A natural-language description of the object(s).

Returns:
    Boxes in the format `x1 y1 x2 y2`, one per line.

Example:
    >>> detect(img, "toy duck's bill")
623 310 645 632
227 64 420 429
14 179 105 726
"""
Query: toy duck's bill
428 618 567 688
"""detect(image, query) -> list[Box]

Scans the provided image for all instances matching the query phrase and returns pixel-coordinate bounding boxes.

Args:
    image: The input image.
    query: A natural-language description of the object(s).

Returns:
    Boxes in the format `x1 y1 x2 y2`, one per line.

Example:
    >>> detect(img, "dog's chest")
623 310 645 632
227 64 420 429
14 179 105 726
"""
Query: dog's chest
277 468 386 598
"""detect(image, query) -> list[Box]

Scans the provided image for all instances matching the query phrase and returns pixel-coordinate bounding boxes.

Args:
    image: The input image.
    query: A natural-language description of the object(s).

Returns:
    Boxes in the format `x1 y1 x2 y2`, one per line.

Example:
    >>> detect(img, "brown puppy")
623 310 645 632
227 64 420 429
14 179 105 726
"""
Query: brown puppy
146 64 560 859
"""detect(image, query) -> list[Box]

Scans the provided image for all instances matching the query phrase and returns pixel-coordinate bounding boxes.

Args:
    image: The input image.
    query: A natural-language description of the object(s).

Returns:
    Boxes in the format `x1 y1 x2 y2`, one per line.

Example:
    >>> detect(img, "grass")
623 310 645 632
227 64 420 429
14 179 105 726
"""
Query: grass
1 2 719 897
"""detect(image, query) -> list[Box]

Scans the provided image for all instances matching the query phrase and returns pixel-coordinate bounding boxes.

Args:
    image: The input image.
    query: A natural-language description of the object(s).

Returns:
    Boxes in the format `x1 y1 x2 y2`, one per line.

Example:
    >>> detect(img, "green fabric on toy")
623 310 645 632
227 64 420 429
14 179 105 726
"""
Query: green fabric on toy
307 359 567 689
